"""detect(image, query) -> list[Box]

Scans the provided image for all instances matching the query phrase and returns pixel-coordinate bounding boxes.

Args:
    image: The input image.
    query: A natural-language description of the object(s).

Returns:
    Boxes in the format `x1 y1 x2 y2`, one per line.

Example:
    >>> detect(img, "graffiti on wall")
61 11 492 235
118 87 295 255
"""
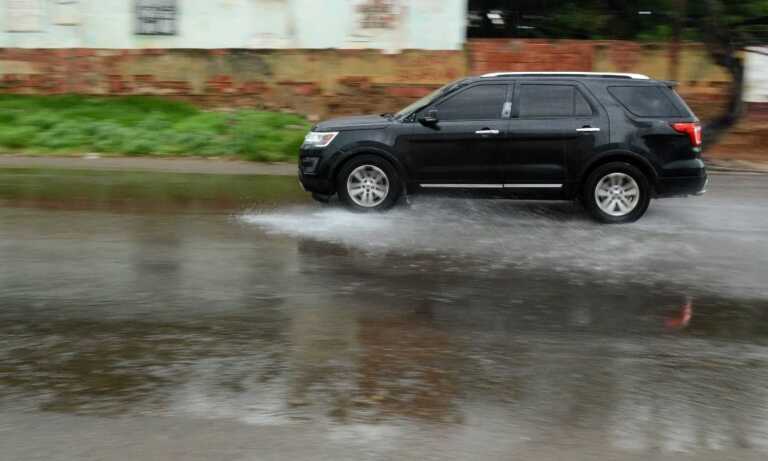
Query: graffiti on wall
347 0 405 51
356 0 399 29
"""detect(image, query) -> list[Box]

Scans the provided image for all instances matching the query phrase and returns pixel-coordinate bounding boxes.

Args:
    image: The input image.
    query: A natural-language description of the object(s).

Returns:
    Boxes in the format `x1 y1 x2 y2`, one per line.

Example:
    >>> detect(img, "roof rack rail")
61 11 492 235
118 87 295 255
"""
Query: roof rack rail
481 71 651 80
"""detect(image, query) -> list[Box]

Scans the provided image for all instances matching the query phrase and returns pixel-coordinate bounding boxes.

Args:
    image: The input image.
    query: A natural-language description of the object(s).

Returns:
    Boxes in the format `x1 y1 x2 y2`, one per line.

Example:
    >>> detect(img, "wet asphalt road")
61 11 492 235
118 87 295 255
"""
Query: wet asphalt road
1 172 767 460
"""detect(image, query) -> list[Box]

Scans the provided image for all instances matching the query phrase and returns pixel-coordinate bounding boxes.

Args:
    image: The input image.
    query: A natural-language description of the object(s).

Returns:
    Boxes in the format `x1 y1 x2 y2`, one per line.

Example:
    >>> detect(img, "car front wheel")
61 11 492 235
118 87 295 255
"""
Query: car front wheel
583 162 651 223
337 155 401 211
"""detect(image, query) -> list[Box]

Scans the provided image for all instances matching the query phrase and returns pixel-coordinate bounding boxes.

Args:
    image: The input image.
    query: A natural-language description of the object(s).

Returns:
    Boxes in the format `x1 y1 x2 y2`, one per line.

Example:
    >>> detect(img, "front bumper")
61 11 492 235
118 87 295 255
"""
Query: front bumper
298 145 339 195
298 152 333 195
298 169 334 194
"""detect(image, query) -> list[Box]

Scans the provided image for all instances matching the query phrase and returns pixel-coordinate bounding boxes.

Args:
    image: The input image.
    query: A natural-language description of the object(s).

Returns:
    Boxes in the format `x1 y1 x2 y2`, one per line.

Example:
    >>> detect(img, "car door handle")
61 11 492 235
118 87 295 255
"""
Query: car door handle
576 127 601 132
475 129 500 135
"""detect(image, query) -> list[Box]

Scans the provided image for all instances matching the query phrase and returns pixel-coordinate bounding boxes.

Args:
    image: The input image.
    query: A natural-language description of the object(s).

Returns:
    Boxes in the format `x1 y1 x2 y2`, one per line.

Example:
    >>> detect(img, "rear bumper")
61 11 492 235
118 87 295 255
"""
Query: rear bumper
656 173 708 197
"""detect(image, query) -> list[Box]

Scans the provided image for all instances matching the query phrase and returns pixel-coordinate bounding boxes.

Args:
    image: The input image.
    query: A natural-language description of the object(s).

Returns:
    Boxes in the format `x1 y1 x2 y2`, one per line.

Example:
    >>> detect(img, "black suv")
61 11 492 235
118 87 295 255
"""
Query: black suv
298 72 707 223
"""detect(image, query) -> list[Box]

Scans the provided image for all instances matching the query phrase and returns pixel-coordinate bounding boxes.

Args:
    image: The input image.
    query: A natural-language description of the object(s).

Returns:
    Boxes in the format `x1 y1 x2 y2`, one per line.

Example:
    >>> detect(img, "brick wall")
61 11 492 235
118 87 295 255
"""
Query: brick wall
0 39 732 119
468 39 732 121
0 47 465 118
468 39 594 74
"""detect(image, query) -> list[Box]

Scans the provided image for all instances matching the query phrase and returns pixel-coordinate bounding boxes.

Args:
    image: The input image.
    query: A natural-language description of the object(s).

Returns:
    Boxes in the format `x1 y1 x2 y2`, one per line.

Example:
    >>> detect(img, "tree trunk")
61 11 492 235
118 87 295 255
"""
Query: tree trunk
700 0 746 148
702 55 744 148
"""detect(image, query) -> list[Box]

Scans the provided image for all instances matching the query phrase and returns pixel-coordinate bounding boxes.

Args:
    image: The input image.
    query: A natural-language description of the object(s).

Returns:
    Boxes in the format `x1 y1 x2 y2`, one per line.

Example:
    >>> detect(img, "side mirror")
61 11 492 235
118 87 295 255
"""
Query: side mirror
418 109 439 126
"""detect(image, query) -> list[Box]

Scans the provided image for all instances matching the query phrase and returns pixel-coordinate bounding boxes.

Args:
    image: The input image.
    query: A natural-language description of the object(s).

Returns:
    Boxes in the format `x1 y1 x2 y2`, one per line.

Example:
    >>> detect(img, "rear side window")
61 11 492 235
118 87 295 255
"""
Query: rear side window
518 84 593 117
435 84 507 121
609 86 682 117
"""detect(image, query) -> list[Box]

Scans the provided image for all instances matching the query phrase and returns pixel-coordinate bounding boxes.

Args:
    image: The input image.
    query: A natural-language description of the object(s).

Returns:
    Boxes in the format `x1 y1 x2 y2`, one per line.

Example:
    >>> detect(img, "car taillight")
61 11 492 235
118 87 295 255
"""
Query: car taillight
671 122 702 147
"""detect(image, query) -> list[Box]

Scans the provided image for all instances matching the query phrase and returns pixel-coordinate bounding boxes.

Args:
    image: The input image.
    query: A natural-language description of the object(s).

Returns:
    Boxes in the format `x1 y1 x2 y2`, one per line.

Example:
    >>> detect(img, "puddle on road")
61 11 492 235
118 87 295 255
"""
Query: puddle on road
0 167 307 212
2 172 768 455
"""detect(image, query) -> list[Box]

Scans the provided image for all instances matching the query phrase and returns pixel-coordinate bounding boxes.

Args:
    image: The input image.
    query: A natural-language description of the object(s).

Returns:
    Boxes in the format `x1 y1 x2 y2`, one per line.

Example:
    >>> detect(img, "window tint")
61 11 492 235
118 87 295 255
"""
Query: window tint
609 86 681 117
435 85 507 121
519 85 593 117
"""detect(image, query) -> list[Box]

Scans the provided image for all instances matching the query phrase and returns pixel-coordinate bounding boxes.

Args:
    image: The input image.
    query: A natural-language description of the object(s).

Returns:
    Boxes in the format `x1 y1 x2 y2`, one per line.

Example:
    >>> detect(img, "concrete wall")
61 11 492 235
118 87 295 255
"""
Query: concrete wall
0 0 467 51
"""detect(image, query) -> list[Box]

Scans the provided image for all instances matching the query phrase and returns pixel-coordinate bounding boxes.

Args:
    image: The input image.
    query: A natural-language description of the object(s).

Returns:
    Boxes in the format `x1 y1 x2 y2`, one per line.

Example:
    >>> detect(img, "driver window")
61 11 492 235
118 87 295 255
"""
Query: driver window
432 85 508 121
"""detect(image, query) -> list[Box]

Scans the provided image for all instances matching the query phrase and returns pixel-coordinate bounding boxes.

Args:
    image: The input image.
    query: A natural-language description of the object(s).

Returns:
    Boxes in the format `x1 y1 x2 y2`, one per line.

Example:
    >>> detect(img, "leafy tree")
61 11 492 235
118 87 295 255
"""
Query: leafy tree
694 0 768 144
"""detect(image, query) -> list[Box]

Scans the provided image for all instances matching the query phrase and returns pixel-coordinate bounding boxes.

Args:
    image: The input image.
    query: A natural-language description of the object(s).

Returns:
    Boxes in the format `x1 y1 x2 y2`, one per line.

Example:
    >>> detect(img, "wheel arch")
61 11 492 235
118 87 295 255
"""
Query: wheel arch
579 151 659 195
330 146 407 185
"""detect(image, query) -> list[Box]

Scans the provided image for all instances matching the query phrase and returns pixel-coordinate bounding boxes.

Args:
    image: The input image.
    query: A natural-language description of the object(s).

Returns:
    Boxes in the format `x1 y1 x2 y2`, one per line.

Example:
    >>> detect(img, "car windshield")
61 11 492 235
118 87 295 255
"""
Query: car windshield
394 80 464 119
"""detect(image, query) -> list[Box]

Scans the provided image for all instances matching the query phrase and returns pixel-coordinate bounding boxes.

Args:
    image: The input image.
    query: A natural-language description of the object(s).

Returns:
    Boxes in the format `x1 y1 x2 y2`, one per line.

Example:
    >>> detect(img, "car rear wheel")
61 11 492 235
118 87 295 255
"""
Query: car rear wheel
583 162 650 223
337 155 401 211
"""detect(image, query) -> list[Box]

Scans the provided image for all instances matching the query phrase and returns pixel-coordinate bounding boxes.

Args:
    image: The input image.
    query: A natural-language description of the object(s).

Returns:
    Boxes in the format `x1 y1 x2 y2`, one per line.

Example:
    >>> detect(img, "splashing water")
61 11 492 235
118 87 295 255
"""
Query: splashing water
241 193 768 300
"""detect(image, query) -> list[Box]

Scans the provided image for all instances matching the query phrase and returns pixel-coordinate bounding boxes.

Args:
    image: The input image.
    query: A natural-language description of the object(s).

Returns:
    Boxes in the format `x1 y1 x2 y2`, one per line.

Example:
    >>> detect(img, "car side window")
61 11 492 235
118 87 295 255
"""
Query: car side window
433 84 508 121
518 84 593 118
608 85 682 117
574 90 592 116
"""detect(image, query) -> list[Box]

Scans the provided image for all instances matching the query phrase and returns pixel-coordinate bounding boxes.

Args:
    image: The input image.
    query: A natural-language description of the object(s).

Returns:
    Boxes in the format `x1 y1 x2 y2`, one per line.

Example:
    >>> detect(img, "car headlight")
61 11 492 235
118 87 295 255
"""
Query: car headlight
303 131 338 148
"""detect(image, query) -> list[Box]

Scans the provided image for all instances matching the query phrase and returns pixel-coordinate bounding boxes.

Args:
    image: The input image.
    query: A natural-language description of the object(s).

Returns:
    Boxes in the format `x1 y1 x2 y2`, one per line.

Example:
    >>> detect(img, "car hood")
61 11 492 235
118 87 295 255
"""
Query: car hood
314 114 393 132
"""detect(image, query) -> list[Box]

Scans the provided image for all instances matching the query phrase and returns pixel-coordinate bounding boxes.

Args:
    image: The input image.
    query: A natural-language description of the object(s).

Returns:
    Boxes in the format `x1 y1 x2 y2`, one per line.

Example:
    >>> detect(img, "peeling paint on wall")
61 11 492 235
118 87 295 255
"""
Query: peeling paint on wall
6 0 43 32
53 0 80 25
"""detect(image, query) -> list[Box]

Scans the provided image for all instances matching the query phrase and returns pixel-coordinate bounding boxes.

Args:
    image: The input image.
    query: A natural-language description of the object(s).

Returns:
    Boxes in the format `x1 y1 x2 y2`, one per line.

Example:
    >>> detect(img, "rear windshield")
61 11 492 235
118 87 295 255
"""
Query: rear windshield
608 85 682 117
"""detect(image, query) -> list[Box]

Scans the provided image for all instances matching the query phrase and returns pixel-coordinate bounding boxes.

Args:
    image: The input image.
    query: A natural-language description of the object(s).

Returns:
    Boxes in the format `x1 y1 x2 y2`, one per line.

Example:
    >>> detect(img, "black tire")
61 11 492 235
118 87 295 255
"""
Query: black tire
582 162 651 224
336 155 402 212
311 192 331 204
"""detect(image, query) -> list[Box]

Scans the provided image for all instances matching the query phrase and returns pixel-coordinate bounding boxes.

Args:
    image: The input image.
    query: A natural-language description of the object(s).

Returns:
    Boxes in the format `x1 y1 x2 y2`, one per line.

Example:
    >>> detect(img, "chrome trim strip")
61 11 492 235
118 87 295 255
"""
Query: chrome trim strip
576 127 601 132
420 184 503 189
419 183 563 189
503 184 563 188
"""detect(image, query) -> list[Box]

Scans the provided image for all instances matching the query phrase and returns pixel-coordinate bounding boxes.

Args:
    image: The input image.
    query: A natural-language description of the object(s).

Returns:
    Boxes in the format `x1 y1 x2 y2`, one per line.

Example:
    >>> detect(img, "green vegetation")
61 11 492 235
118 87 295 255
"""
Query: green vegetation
0 95 311 161
505 0 768 42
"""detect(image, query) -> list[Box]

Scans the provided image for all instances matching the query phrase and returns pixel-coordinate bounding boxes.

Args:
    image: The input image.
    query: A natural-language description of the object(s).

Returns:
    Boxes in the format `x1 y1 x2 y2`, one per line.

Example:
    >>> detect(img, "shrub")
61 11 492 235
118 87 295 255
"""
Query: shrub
17 111 61 130
0 95 310 161
87 122 133 153
120 134 156 156
0 126 39 149
34 122 90 149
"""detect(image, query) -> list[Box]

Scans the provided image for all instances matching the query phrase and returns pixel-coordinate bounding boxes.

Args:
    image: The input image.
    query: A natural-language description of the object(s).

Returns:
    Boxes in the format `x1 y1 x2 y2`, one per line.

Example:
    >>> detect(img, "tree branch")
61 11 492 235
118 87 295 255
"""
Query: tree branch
742 47 768 57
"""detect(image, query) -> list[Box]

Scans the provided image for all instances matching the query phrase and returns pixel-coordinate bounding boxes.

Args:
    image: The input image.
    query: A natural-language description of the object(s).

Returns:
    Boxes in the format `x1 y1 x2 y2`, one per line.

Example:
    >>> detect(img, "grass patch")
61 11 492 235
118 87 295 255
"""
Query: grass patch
0 95 311 161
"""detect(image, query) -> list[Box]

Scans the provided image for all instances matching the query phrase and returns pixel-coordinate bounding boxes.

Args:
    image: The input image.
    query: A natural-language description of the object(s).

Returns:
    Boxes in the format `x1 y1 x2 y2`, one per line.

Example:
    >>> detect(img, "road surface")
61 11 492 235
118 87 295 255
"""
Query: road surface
1 173 767 460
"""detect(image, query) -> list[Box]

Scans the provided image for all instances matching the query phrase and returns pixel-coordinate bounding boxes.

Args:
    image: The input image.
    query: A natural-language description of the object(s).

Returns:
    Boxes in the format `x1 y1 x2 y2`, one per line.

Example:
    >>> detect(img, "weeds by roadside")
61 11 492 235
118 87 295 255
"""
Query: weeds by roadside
0 95 311 161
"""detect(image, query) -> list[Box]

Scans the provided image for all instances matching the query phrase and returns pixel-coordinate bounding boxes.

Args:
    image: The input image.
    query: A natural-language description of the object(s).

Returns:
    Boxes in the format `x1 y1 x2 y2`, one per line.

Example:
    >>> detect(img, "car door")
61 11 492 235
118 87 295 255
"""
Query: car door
503 82 608 192
404 83 511 187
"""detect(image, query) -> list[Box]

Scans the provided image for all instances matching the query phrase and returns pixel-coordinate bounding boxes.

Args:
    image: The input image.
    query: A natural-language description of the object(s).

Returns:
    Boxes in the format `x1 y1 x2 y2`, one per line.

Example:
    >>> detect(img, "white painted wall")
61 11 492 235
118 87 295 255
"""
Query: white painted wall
0 0 467 50
745 47 768 103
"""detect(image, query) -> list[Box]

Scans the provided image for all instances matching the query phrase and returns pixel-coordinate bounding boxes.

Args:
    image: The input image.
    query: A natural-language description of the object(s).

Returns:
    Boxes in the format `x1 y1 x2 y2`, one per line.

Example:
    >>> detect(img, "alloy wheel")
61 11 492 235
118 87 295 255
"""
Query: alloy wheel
594 172 640 217
346 165 390 208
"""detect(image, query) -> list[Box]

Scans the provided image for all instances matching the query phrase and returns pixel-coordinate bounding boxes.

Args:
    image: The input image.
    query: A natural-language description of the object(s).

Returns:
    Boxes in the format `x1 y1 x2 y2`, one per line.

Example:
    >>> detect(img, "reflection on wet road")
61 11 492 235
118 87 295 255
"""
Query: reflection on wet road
1 173 767 459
